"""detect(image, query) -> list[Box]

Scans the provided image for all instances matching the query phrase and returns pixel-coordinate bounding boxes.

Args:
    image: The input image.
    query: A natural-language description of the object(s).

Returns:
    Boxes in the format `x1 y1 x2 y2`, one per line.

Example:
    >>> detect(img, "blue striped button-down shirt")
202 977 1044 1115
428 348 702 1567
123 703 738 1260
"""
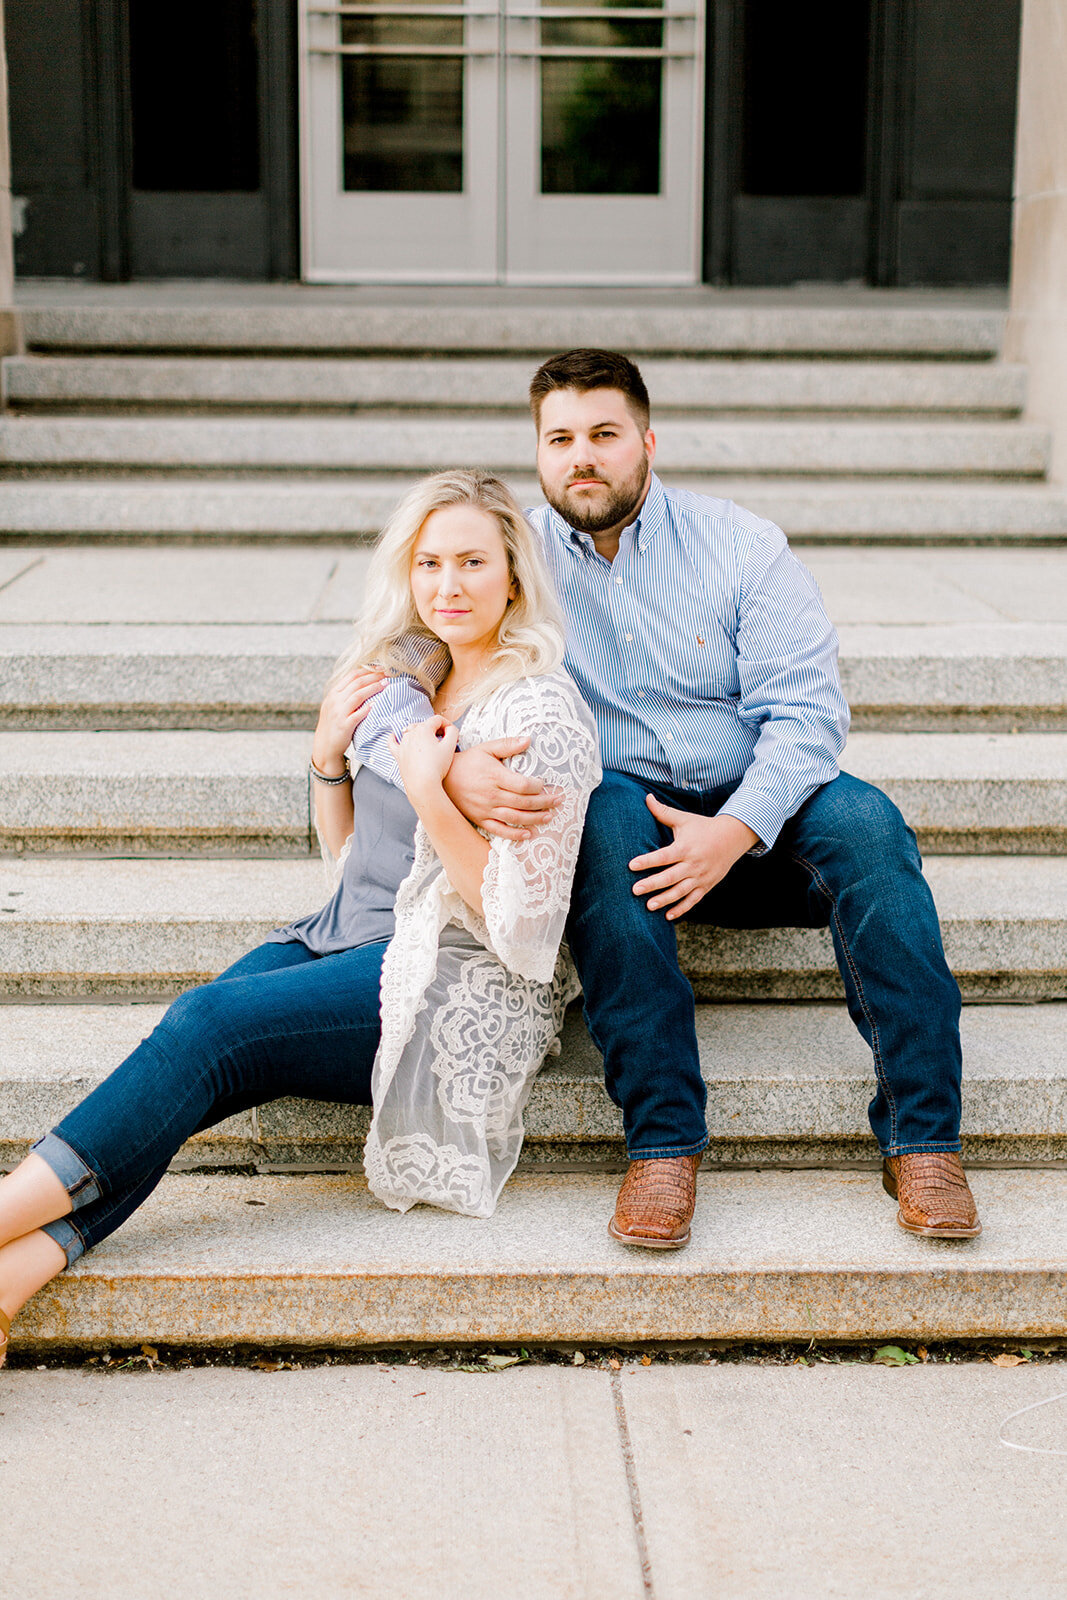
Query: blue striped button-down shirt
352 473 849 850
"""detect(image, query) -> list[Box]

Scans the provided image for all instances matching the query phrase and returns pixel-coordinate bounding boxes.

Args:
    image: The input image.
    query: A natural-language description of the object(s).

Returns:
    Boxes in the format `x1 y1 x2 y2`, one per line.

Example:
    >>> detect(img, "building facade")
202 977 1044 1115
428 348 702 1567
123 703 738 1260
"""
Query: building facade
6 0 1021 286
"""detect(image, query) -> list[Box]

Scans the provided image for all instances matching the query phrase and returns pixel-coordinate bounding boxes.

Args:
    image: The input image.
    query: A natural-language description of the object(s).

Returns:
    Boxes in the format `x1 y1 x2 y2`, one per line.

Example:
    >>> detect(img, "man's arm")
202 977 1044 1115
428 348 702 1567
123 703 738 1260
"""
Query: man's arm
348 672 435 786
629 519 848 916
716 522 849 853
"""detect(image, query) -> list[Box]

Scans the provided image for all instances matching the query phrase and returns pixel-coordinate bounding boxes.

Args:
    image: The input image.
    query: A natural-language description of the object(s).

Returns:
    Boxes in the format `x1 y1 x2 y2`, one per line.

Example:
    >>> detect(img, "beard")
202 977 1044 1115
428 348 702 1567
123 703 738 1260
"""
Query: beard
540 452 650 534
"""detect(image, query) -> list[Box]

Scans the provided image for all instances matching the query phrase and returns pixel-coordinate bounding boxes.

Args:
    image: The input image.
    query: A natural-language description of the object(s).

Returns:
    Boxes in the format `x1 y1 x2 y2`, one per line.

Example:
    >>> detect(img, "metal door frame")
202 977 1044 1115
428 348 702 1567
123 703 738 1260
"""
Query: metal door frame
299 0 705 283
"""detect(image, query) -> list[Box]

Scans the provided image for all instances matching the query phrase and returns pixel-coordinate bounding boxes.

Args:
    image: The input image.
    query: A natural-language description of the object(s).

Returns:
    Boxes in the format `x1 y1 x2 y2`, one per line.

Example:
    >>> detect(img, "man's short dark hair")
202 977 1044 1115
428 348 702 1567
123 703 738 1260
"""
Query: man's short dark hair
529 349 651 432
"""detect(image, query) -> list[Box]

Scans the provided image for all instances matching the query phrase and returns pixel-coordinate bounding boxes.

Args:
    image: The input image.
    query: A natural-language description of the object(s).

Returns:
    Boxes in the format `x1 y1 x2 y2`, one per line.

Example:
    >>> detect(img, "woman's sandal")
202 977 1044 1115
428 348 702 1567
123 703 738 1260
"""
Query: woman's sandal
0 1306 10 1368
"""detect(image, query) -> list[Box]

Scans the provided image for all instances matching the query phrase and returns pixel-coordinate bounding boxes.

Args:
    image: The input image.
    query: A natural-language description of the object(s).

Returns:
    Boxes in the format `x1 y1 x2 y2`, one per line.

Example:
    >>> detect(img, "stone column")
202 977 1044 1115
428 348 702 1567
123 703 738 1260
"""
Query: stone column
0 0 19 354
1004 0 1067 483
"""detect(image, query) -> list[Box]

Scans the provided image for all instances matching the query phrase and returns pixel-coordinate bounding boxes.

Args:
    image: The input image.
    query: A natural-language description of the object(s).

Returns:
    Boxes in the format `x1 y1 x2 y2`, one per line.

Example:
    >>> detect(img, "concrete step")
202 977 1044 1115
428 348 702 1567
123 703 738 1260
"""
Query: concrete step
0 623 347 729
0 855 1062 1000
9 1166 1067 1349
6 621 1067 732
2 355 1028 414
1 1000 1063 1171
0 416 1048 476
5 545 1066 627
0 731 314 855
1 730 1064 855
18 297 1007 357
3 477 1065 544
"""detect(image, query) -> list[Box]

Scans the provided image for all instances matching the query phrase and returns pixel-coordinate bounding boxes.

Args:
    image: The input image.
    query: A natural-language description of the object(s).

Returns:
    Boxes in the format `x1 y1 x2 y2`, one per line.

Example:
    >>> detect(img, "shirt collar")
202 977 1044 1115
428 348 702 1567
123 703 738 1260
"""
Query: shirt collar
550 470 668 559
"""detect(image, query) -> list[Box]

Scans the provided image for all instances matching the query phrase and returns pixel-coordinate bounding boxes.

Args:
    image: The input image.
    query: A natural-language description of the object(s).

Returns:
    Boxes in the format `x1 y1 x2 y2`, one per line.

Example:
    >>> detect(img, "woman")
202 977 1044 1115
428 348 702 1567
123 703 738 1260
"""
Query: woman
0 470 600 1364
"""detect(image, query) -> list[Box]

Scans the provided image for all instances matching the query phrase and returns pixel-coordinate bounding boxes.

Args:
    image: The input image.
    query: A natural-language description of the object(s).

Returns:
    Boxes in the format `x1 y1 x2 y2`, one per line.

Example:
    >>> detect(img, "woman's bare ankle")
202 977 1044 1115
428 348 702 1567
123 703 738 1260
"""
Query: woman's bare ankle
0 1229 69 1361
0 1153 74 1250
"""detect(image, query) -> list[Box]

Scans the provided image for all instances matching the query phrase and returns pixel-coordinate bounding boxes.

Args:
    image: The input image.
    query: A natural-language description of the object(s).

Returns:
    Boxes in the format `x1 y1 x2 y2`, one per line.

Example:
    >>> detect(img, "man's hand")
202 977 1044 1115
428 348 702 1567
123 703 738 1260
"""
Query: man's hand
630 797 760 920
443 739 561 840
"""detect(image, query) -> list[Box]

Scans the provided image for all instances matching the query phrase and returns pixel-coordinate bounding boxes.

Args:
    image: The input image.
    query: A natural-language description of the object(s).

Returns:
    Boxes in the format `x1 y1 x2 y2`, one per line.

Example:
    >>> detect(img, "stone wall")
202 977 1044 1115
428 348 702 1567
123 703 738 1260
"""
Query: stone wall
1005 0 1067 482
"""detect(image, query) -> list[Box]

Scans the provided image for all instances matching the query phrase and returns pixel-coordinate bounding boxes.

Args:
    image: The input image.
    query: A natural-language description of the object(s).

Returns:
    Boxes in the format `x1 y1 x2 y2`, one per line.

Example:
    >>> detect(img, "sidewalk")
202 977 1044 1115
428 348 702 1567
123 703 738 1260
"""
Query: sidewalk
2 1362 1065 1599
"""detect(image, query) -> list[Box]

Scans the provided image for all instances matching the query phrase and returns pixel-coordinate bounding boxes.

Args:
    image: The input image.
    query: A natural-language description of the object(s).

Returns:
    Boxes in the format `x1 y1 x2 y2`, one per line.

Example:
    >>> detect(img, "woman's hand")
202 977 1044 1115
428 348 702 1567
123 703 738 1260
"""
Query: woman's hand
390 715 460 800
312 667 388 776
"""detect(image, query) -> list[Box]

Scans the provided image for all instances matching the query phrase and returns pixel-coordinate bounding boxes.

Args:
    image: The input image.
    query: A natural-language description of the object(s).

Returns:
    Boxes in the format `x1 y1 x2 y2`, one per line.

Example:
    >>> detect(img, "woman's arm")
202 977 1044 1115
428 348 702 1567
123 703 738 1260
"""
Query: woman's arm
467 678 601 983
391 718 490 916
311 666 387 860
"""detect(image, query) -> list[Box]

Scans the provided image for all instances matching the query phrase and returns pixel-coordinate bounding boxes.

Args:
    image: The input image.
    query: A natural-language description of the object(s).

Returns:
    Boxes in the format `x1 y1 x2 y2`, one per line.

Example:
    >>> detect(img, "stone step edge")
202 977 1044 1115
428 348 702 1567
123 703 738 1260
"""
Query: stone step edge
9 1168 1066 1348
3 501 1066 546
2 855 1063 1001
4 772 1067 853
6 626 1067 731
16 303 1009 357
2 1001 1064 1170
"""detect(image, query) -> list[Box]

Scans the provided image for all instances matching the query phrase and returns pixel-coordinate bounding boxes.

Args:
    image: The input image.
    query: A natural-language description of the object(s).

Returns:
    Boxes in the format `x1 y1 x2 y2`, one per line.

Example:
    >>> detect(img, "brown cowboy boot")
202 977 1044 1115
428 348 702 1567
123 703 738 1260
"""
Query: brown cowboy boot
882 1152 981 1238
609 1154 702 1249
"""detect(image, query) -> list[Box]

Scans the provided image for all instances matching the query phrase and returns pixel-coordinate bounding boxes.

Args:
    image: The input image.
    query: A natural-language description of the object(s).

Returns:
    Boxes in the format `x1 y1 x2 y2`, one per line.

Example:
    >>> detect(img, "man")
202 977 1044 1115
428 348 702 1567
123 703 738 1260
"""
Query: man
354 349 980 1248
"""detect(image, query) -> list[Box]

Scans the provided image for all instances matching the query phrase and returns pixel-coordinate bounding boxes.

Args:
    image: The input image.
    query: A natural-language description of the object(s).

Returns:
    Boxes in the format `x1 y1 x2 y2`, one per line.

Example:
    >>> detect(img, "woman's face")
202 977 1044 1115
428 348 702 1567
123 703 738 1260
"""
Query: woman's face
410 504 516 658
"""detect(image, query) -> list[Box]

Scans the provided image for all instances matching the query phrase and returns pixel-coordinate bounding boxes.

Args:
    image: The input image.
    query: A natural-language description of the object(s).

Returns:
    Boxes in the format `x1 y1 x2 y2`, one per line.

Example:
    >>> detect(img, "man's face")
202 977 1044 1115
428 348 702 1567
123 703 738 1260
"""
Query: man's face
536 387 656 534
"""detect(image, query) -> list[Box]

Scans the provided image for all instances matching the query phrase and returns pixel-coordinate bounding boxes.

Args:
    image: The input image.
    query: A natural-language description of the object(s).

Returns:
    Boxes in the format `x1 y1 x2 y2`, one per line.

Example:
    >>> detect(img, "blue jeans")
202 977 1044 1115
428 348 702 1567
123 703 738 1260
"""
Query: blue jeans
35 938 386 1266
565 771 962 1160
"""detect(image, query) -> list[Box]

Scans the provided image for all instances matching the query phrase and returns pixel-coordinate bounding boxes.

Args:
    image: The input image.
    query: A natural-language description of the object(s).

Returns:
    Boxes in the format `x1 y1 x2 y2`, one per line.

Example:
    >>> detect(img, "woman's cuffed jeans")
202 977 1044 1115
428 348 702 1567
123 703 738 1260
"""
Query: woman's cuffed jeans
35 937 387 1267
565 769 963 1161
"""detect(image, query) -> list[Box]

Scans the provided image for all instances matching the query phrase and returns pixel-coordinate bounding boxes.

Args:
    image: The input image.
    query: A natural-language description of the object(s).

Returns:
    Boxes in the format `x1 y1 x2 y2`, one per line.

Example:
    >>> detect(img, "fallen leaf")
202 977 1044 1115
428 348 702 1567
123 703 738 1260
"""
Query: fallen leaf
992 1353 1026 1367
794 1356 810 1366
455 1364 483 1373
872 1345 920 1367
916 1346 929 1362
609 1359 621 1371
640 1355 652 1367
481 1353 525 1369
573 1351 586 1366
254 1358 283 1372
141 1345 158 1362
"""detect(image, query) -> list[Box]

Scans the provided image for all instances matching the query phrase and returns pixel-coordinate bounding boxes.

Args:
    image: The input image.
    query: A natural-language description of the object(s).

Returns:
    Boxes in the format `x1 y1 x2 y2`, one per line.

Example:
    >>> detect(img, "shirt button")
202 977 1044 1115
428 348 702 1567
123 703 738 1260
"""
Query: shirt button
615 575 623 584
636 690 645 697
664 731 674 740
624 633 632 642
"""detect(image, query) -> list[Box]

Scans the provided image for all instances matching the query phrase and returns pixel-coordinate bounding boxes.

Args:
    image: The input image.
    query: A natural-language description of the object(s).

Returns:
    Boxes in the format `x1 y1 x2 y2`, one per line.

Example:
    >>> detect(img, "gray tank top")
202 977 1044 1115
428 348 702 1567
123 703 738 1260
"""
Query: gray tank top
268 764 418 955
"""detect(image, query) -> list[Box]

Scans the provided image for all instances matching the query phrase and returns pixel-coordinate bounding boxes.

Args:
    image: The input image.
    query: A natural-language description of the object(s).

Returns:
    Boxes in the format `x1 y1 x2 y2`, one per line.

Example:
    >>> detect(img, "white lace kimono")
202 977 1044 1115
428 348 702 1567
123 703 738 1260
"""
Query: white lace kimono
346 670 599 1218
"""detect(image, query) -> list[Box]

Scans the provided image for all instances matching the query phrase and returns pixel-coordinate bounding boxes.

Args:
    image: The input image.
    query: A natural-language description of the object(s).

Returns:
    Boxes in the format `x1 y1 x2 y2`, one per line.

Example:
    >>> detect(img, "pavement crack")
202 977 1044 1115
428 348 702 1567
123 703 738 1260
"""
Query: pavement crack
308 558 340 621
611 1369 656 1600
0 553 45 596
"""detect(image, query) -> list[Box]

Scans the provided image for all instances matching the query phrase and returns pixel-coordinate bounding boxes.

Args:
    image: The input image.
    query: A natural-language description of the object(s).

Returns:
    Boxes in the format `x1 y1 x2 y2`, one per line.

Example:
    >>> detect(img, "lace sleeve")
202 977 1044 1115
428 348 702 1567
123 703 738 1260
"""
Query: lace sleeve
318 826 353 894
476 675 601 984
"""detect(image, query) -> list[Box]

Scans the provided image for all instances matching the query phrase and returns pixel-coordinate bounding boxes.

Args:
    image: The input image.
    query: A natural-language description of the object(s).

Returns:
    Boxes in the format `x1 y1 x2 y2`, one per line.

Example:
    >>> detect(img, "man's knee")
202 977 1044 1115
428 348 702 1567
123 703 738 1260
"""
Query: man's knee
579 772 664 868
571 772 681 941
799 774 920 873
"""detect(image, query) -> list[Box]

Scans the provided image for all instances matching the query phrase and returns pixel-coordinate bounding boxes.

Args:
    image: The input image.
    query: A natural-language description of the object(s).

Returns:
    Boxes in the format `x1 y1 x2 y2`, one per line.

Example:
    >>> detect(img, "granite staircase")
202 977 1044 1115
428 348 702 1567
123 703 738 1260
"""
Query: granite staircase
2 287 1066 1349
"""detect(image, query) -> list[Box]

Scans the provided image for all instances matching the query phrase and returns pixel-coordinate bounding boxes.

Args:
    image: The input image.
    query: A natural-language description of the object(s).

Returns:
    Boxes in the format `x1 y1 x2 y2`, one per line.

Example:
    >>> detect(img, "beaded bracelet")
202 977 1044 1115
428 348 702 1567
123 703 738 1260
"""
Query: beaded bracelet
309 759 351 786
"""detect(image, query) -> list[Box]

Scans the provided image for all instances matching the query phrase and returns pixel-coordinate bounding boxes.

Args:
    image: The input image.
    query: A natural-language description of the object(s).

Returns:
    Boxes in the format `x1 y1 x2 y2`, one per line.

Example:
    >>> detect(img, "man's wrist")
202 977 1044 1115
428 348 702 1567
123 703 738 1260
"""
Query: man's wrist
441 753 477 818
714 814 761 860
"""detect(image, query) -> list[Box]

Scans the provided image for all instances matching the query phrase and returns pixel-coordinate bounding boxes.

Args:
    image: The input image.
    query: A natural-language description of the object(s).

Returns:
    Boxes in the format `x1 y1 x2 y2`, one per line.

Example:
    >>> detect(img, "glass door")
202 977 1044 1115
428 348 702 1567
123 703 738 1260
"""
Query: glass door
299 0 703 281
503 0 703 281
300 0 502 280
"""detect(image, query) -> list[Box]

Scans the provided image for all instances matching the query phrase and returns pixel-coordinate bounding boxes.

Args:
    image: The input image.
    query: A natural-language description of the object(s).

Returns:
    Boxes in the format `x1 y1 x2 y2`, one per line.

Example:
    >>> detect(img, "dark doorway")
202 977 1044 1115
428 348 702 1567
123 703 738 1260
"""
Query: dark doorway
7 0 296 279
126 0 267 276
705 0 1021 286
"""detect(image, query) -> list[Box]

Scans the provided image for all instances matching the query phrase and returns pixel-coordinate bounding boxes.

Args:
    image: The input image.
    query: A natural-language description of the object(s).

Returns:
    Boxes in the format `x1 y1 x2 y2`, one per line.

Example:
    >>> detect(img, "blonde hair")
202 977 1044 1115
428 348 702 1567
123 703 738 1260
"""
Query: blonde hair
331 470 565 705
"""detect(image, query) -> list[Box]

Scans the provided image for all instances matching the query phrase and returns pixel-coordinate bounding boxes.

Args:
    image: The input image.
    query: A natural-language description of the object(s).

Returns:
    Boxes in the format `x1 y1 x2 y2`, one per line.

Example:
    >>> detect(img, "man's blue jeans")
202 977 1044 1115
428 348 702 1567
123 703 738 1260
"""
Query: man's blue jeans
35 938 386 1265
565 770 963 1160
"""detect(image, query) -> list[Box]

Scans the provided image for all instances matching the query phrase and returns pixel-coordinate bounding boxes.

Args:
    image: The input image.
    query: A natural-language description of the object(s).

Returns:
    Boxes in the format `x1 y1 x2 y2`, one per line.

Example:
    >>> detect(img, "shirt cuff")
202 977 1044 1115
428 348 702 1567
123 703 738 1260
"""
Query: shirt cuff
715 789 789 856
